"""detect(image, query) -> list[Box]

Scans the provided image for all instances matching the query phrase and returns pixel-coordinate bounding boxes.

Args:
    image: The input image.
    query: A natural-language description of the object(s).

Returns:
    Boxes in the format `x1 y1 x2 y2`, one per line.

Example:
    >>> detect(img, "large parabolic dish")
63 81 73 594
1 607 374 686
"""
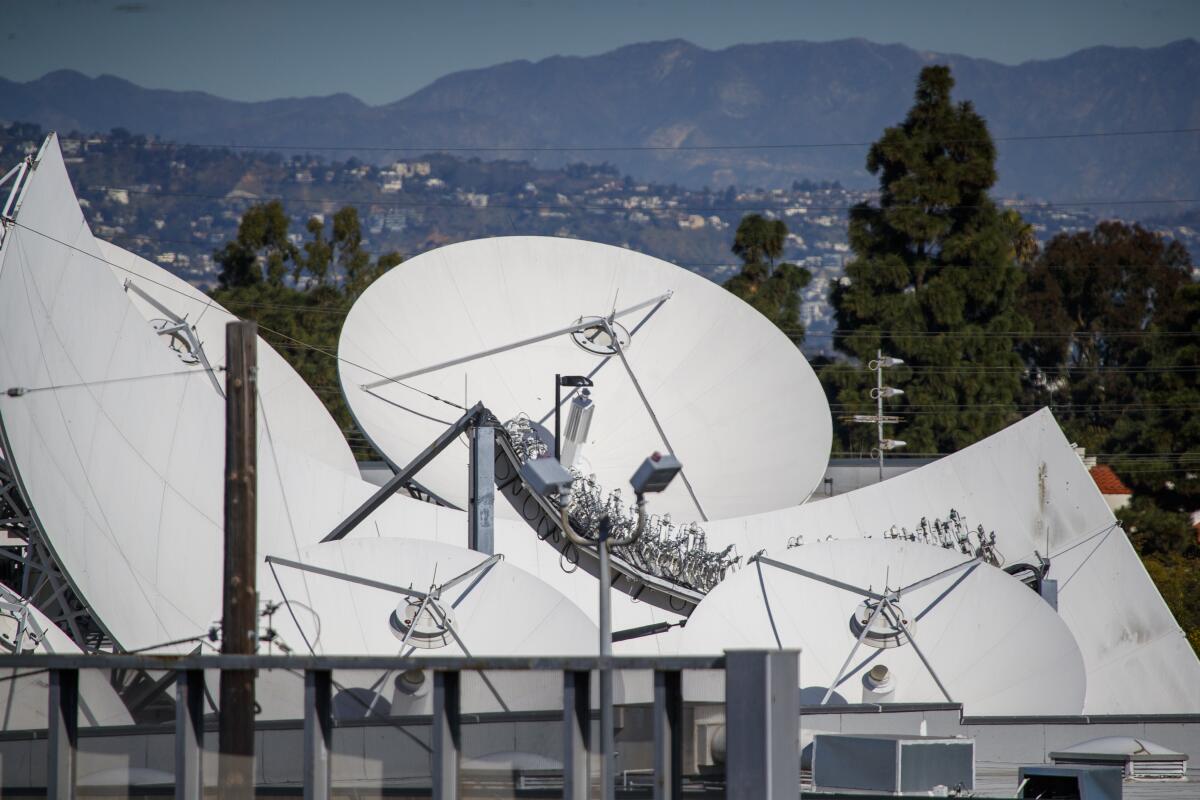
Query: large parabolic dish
697 408 1200 713
263 537 600 713
338 236 832 522
0 584 132 730
0 135 466 651
680 539 1088 716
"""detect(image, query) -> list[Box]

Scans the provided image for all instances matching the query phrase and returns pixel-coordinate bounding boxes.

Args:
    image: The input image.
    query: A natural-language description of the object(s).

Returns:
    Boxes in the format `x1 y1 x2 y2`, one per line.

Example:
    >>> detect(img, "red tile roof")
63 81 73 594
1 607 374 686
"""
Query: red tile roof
1090 464 1132 495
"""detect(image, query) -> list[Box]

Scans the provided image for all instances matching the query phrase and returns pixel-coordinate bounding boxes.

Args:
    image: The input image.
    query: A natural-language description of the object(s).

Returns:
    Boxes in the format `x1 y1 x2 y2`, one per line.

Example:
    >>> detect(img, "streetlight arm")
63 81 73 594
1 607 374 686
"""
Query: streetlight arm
609 494 646 547
558 494 647 548
559 505 594 548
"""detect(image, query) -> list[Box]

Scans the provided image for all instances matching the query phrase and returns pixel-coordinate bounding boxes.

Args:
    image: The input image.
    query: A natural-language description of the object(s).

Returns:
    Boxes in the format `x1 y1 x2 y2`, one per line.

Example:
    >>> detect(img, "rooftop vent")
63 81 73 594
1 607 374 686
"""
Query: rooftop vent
1050 736 1187 781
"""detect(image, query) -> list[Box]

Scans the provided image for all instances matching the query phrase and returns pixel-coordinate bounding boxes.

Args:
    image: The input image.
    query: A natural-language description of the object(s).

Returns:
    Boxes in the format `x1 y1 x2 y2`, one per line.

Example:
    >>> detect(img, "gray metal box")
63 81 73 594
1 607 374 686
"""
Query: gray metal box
1018 765 1123 800
812 733 975 795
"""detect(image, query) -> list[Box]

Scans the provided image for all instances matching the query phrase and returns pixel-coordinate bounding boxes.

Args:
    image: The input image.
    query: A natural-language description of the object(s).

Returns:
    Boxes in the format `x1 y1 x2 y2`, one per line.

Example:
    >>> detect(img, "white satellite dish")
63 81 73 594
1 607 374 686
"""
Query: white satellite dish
0 584 132 729
0 135 438 651
262 537 600 713
96 240 359 477
679 539 1087 715
698 408 1200 714
338 236 831 522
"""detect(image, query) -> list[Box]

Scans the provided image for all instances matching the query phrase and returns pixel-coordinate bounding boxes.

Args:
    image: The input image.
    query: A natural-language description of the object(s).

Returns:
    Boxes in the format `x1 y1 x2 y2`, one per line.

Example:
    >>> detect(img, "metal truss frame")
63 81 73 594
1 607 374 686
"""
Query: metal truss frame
0 455 111 653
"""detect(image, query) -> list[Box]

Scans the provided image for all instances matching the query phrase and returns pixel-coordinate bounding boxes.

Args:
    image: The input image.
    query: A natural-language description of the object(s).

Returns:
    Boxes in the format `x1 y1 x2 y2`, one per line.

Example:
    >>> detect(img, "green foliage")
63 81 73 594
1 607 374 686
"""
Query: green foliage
825 65 1030 453
1107 280 1200 506
211 202 401 458
724 214 811 344
1023 222 1192 445
1118 496 1197 558
1142 555 1200 653
1023 222 1198 558
215 200 296 288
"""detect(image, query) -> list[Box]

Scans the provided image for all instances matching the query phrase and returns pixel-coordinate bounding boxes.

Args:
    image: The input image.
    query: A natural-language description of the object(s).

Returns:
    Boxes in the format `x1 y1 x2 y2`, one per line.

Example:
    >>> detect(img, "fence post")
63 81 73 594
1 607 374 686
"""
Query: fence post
563 670 592 800
432 670 461 800
47 668 78 800
724 650 799 800
304 670 332 800
175 670 204 800
653 669 683 800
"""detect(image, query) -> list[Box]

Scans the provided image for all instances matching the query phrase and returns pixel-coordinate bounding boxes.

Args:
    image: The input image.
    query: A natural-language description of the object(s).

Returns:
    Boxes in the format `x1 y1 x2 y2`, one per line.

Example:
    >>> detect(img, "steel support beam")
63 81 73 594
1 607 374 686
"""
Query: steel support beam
432 670 461 800
563 670 592 800
174 670 204 800
303 670 332 800
322 403 483 543
468 424 495 554
724 650 799 800
47 668 78 800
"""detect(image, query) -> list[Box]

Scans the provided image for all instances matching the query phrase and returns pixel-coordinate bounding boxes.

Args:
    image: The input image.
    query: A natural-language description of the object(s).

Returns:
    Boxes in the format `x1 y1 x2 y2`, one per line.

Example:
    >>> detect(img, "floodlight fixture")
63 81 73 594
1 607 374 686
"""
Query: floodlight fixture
870 355 905 369
560 388 595 468
554 373 596 461
871 386 905 399
519 447 684 800
879 439 908 451
519 456 575 505
630 451 683 496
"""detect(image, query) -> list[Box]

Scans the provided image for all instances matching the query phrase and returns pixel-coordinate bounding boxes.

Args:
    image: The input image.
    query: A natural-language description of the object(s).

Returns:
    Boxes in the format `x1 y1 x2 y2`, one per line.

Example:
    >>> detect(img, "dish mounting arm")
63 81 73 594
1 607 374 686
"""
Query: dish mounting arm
321 402 487 543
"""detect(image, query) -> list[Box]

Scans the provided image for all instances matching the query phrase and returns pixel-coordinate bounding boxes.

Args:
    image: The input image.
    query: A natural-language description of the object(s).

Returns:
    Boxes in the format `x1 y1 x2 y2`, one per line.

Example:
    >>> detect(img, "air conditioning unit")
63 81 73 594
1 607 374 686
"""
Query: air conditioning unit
812 733 974 795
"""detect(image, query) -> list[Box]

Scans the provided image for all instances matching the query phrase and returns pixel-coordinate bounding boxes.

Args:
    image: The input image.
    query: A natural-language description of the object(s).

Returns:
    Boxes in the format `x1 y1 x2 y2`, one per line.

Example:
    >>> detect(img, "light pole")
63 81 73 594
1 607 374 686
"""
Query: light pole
520 451 682 800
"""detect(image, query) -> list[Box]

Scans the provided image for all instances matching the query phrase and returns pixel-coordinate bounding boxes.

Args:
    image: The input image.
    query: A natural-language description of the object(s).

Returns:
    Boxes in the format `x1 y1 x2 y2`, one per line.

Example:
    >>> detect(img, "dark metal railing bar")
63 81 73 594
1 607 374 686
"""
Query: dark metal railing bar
174 670 204 800
563 669 592 800
6 653 725 670
432 670 461 800
303 669 332 800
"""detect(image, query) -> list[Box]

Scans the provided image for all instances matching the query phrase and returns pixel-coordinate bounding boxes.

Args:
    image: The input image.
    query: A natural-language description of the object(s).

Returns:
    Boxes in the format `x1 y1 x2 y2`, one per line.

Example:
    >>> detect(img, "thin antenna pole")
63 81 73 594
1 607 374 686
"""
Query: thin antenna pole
877 349 884 483
219 321 257 800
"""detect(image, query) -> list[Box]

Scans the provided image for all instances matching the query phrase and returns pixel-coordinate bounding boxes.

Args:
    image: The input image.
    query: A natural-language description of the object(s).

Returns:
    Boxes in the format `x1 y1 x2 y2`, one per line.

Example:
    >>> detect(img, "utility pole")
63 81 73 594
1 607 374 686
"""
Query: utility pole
220 321 257 800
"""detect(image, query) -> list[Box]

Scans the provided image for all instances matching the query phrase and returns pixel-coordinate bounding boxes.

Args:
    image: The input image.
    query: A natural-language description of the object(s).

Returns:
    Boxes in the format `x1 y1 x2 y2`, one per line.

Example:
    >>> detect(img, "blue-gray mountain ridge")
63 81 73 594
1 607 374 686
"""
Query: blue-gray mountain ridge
2 38 1198 198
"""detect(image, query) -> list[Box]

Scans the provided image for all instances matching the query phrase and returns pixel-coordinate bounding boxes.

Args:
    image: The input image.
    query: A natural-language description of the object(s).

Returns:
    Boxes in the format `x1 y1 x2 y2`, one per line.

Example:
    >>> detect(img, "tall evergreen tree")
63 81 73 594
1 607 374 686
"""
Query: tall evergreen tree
825 65 1030 453
724 213 811 344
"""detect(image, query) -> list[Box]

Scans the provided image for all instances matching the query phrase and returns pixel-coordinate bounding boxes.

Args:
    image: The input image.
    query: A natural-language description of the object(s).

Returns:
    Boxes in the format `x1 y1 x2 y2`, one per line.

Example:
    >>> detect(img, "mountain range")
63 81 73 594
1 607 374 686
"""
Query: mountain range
3 38 1198 199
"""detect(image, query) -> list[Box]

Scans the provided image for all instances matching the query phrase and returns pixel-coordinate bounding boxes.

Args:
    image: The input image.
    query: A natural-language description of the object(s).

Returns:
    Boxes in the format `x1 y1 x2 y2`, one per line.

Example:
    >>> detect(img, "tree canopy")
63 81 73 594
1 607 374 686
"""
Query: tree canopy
824 65 1030 454
724 213 811 344
212 202 401 455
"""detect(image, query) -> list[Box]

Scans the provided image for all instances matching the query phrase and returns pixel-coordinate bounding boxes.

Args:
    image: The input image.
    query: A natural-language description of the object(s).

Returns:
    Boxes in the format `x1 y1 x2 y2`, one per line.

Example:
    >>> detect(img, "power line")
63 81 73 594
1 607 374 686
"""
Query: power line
104 231 1198 279
798 330 1199 339
10 126 1200 154
78 183 1200 214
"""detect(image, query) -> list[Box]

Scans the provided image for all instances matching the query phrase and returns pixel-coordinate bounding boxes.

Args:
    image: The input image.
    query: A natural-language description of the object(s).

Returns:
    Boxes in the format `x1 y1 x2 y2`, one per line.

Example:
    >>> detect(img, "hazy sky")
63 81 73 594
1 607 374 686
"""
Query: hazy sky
3 0 1199 105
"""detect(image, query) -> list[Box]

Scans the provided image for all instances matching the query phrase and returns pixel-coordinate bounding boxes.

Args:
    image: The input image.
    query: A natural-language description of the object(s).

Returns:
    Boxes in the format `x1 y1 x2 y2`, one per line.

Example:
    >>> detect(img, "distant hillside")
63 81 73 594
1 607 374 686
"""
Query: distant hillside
3 38 1199 197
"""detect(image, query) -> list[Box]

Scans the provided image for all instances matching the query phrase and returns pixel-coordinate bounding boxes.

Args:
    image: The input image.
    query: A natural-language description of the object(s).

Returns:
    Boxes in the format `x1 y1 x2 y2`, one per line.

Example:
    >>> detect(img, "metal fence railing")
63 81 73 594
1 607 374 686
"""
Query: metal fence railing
4 650 800 800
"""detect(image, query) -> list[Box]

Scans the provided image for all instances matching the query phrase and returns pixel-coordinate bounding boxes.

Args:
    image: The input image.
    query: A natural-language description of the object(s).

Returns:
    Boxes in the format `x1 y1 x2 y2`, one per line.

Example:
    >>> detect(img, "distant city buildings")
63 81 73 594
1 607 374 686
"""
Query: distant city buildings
6 126 1194 316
